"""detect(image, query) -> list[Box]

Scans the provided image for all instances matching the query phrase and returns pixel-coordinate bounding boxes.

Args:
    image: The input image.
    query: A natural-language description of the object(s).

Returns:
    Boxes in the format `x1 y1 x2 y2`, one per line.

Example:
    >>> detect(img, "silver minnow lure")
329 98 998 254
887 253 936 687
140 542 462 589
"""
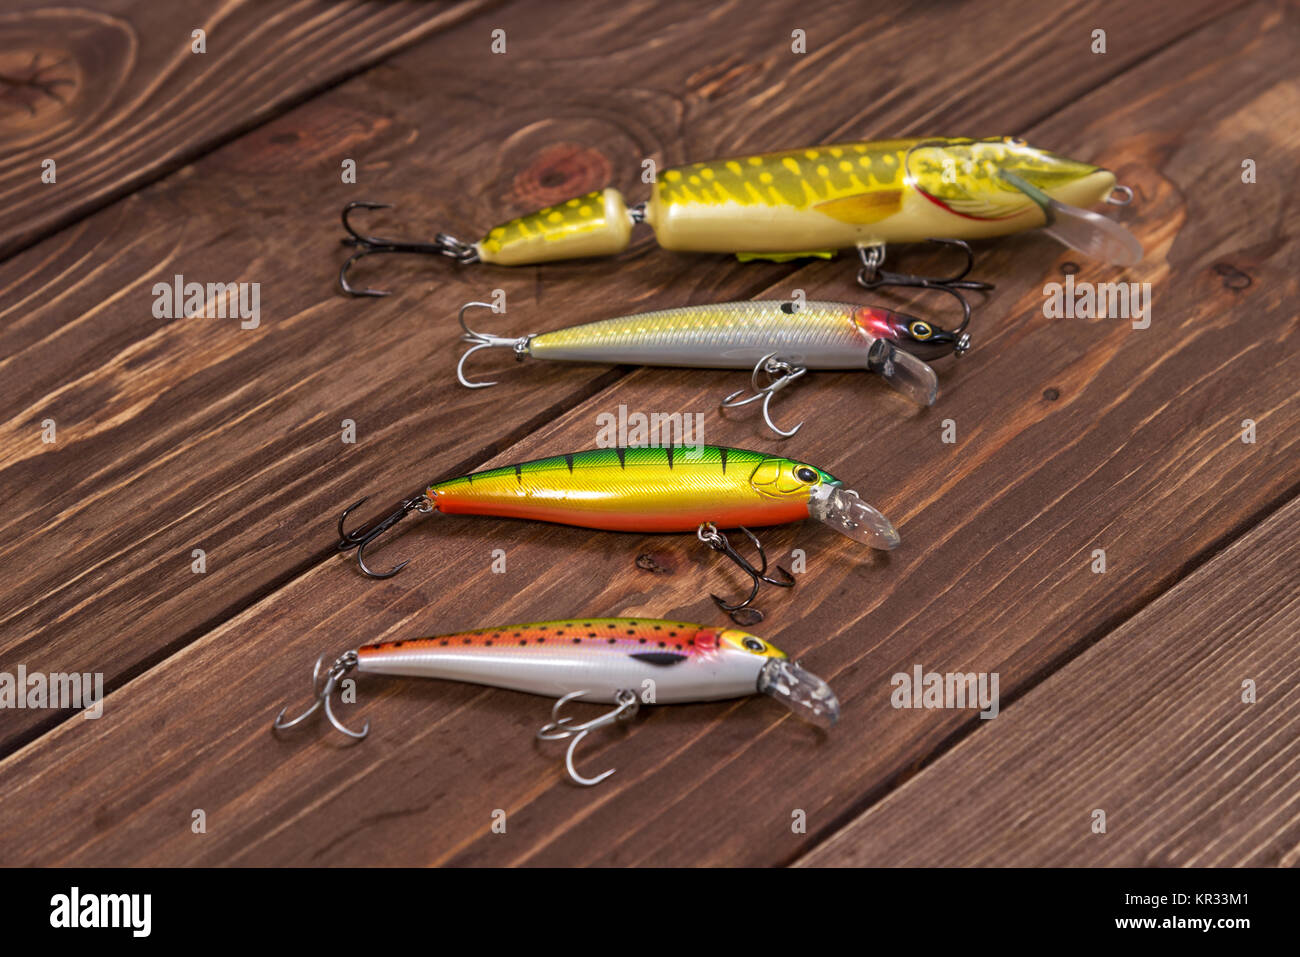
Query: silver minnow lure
456 299 942 437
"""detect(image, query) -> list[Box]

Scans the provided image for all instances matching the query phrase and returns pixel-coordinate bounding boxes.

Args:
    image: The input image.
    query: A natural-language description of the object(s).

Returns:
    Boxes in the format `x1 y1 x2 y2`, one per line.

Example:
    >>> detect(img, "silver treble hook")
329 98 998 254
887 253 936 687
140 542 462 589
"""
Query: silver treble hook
456 301 532 389
537 689 640 786
720 353 808 438
272 651 370 740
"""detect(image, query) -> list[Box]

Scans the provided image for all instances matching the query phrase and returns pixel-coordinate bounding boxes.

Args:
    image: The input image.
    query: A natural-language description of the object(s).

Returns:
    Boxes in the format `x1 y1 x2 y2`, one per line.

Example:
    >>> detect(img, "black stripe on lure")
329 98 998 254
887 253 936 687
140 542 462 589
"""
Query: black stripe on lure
335 446 900 625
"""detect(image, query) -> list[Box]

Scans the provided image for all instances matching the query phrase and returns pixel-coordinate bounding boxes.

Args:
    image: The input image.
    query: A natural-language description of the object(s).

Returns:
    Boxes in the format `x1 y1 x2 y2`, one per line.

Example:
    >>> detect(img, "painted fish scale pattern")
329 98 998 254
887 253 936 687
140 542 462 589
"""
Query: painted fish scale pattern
655 140 917 211
478 189 609 255
905 139 1099 216
358 618 716 659
531 301 866 355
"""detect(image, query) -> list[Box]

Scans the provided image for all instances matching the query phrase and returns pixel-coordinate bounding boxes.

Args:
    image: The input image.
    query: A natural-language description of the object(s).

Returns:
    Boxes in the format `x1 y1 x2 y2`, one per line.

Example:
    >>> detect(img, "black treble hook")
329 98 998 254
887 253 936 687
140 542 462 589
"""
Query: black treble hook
338 201 479 297
857 239 991 357
697 524 795 624
336 495 431 578
857 238 993 294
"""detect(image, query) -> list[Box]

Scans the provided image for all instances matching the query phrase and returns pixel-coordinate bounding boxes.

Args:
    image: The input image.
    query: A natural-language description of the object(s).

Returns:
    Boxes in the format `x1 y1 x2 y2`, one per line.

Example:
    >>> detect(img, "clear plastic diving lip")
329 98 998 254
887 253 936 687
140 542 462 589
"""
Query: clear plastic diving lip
999 169 1143 267
758 657 840 728
868 338 939 406
808 483 901 550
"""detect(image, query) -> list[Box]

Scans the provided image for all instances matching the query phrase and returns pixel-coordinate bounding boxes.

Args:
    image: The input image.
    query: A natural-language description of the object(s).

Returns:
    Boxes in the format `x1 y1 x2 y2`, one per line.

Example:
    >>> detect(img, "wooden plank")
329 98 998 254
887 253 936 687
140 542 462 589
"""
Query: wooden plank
0 0 1282 865
0 0 819 751
797 493 1300 867
0 0 493 259
0 0 1214 754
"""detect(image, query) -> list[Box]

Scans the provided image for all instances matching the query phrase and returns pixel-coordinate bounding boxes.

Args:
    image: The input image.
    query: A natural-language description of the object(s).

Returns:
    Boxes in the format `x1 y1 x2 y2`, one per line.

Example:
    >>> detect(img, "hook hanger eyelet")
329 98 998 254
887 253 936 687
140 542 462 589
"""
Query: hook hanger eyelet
1106 184 1134 206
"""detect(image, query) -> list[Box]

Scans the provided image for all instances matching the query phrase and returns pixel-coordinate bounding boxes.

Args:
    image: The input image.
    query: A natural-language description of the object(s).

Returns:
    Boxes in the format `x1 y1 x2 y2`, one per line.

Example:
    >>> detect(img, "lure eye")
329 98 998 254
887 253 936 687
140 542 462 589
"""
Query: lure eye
1005 136 1027 147
909 321 933 341
794 466 819 483
743 637 766 653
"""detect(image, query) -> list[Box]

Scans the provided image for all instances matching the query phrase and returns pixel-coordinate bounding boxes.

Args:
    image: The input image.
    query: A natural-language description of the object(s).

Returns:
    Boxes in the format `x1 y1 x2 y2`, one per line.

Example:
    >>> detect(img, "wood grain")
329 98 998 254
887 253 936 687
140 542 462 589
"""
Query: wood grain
0 0 1291 867
0 0 814 750
0 0 495 259
796 493 1300 867
0 0 1220 753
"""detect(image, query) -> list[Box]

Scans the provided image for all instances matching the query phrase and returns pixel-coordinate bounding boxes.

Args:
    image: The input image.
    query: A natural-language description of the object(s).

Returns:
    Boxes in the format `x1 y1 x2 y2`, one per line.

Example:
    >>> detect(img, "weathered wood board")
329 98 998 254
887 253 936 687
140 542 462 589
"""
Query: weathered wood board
0 0 1233 753
0 0 1293 868
797 493 1300 867
0 0 494 257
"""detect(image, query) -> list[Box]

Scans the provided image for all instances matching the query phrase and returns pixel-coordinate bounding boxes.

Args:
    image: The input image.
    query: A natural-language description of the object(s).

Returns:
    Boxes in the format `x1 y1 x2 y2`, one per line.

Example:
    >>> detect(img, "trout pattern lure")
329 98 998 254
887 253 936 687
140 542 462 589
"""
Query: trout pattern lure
338 136 1140 297
272 617 839 786
456 298 951 437
336 445 898 623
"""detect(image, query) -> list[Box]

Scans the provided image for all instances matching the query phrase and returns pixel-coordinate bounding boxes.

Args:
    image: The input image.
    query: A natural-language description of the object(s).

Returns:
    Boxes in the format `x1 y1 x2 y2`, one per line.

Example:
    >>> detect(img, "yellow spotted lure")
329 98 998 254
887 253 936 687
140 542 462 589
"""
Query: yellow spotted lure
273 617 837 786
456 297 946 437
337 445 897 623
338 135 1140 303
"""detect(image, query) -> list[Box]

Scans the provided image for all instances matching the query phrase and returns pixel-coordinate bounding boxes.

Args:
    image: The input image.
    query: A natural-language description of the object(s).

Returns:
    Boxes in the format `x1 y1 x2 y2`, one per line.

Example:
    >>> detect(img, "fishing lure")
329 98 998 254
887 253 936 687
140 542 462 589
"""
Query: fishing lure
337 135 1140 298
455 298 951 437
337 445 898 623
272 617 838 786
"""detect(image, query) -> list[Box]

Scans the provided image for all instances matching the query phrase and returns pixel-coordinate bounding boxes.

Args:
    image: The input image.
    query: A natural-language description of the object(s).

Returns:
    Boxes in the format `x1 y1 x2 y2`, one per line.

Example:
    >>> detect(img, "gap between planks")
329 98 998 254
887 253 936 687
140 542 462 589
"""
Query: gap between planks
795 489 1300 867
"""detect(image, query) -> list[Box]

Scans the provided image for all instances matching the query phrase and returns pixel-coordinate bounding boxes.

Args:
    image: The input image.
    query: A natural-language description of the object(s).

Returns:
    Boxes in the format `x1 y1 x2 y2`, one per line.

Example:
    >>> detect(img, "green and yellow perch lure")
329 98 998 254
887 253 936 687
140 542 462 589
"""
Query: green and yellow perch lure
336 445 897 622
338 136 1140 295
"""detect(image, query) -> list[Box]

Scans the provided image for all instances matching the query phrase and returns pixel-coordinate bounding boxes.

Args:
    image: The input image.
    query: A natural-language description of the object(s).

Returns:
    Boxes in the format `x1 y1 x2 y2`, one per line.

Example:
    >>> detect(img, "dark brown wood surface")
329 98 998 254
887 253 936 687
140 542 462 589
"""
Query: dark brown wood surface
0 0 1235 750
0 0 1294 867
797 493 1300 867
0 0 496 258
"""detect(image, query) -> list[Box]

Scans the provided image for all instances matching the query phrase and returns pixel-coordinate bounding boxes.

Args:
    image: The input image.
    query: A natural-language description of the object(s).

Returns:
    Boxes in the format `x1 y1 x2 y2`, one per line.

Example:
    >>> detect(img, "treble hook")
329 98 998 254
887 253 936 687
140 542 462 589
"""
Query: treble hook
338 201 480 297
537 689 640 786
697 523 795 624
336 494 434 578
272 651 370 740
456 300 532 389
856 239 987 352
720 354 809 438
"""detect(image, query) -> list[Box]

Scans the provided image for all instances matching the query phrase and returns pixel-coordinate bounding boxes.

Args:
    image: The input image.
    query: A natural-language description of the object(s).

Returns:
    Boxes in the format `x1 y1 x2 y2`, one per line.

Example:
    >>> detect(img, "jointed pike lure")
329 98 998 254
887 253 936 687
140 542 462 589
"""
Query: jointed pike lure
456 298 950 437
337 445 897 622
273 617 838 786
338 136 1140 297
